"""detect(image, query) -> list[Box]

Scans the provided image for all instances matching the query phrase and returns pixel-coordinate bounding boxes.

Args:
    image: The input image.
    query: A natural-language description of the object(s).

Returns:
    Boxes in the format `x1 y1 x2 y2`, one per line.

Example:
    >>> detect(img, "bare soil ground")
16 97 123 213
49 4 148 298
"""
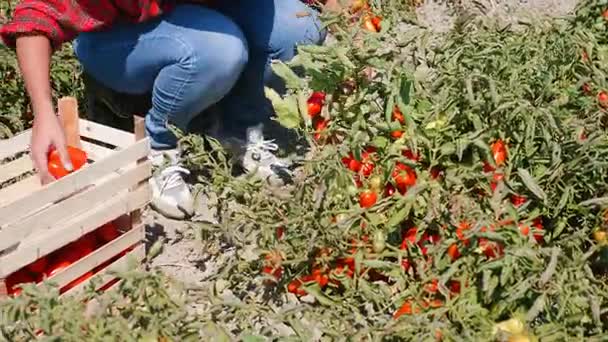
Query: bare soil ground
146 0 579 321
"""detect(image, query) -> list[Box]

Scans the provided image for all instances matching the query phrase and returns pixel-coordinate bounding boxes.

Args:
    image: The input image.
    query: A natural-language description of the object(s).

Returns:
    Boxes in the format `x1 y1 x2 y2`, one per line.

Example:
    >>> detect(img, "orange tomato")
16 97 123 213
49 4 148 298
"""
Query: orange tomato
363 17 378 32
359 190 377 208
447 243 460 261
47 146 88 180
392 106 405 124
390 130 404 139
491 139 507 166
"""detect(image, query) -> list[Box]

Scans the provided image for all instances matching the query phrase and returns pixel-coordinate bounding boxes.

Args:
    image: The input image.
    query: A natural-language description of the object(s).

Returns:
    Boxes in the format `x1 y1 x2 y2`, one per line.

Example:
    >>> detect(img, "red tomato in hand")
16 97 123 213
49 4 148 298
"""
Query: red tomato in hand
359 190 377 208
47 146 88 180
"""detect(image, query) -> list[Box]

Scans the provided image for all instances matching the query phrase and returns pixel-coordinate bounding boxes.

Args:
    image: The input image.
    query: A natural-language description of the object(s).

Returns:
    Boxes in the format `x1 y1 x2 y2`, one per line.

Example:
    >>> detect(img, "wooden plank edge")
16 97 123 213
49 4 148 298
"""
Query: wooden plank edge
0 154 33 184
0 184 150 277
61 244 145 299
43 223 143 291
0 130 31 160
79 118 137 149
0 138 150 226
0 161 151 251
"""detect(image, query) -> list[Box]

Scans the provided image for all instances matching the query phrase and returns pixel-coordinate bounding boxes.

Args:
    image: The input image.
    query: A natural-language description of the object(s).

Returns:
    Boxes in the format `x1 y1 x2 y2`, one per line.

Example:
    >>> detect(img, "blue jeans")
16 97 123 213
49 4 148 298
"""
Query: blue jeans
73 1 326 150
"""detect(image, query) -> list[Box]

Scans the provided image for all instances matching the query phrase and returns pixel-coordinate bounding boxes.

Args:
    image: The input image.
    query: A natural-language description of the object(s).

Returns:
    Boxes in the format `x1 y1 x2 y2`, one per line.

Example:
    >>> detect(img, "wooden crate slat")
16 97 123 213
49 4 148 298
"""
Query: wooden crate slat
81 140 116 161
0 140 115 188
0 184 150 277
43 224 143 290
0 138 150 226
0 130 31 160
61 244 144 298
0 176 41 207
0 154 33 184
79 119 136 149
0 162 151 252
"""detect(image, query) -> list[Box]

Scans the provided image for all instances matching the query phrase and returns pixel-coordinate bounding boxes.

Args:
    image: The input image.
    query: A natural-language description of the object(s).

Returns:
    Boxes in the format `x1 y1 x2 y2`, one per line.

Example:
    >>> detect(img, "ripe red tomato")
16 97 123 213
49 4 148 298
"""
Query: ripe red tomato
27 257 48 274
511 194 527 207
402 149 420 162
71 233 98 257
598 91 608 108
491 139 507 167
307 99 322 117
262 266 283 282
582 83 592 95
391 130 404 139
456 222 471 246
371 16 382 31
603 9 608 20
392 106 405 124
276 226 285 240
6 270 35 295
359 190 377 208
45 260 73 278
47 146 88 180
309 91 326 102
479 239 503 259
363 16 378 32
424 279 439 293
447 244 460 261
392 162 417 192
313 118 329 141
97 223 120 243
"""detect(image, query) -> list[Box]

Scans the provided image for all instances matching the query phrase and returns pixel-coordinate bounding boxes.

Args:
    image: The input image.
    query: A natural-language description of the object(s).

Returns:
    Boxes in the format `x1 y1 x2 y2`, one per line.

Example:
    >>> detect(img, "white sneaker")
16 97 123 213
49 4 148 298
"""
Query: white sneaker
221 124 294 186
148 149 195 220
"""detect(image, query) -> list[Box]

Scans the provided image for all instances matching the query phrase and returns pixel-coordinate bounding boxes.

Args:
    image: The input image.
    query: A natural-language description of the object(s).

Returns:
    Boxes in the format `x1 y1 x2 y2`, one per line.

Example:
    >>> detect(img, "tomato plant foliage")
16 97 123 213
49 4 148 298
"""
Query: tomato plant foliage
3 0 608 340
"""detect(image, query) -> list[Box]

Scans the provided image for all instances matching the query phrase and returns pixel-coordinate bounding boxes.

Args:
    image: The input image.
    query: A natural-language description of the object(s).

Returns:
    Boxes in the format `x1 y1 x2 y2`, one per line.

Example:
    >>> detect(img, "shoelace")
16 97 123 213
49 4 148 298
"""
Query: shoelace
159 165 191 191
245 137 289 167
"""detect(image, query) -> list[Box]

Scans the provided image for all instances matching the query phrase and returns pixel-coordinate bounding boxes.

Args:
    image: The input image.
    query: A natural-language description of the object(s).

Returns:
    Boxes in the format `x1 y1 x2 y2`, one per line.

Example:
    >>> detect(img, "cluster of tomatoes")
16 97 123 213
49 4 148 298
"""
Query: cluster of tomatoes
580 51 608 110
5 222 124 296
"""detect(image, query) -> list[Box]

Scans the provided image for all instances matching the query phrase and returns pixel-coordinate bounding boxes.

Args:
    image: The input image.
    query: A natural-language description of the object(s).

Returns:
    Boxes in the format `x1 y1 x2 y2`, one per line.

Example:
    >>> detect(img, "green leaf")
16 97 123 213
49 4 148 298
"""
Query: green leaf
387 205 410 228
517 168 547 202
270 60 304 89
265 87 300 129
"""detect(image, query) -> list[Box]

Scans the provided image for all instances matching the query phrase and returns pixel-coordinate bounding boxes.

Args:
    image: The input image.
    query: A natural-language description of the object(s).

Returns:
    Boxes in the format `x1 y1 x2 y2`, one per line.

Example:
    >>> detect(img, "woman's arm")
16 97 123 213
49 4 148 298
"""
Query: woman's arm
16 35 72 184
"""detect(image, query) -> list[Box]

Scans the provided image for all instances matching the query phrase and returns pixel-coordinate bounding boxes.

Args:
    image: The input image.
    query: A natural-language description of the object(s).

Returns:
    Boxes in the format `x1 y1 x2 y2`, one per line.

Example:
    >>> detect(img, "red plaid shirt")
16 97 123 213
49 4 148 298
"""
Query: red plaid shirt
0 0 181 49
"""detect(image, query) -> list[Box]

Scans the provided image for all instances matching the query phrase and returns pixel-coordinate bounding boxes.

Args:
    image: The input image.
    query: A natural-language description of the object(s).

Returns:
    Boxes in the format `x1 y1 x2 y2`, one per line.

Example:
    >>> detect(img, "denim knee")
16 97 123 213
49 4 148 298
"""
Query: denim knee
180 32 249 99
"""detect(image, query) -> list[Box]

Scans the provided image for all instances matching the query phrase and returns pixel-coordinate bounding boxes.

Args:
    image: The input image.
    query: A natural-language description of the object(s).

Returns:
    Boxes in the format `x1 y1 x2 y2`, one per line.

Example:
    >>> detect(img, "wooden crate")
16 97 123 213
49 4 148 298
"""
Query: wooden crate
0 97 151 299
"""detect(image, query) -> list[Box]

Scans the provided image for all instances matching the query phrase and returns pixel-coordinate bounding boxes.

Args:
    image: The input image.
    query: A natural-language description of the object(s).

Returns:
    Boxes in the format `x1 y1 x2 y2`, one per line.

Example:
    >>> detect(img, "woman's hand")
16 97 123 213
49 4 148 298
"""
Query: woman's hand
30 112 72 185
